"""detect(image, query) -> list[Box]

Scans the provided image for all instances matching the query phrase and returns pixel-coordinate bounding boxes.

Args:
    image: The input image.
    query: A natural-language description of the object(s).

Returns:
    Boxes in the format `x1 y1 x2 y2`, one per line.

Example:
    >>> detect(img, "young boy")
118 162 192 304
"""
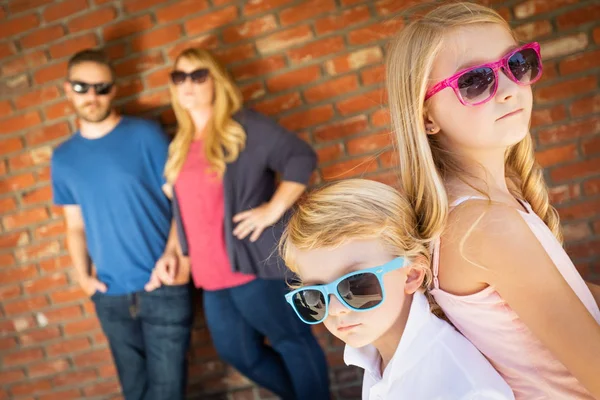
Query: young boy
279 179 514 399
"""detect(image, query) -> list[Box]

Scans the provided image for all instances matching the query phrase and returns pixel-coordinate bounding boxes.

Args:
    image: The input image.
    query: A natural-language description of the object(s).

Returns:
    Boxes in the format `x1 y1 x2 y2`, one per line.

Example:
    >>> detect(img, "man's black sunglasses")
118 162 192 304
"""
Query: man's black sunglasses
69 81 114 95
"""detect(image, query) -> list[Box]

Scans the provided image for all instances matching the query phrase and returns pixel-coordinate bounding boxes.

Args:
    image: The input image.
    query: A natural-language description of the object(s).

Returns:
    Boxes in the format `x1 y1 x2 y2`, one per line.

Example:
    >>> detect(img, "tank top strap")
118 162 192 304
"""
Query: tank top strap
450 195 488 208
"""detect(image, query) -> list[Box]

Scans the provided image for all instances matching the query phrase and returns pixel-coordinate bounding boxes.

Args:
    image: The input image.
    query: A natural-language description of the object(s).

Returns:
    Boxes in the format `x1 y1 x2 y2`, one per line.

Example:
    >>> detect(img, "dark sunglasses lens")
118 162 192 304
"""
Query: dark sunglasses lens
337 272 383 310
190 69 209 83
71 82 89 94
170 71 187 85
292 290 326 323
457 67 496 104
95 83 113 95
508 48 541 84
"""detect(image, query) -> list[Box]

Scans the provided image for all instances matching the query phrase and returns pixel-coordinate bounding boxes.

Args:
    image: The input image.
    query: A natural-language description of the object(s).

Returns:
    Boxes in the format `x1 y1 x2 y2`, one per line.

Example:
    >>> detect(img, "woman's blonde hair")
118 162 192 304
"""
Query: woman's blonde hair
280 179 432 290
385 1 562 244
164 48 246 183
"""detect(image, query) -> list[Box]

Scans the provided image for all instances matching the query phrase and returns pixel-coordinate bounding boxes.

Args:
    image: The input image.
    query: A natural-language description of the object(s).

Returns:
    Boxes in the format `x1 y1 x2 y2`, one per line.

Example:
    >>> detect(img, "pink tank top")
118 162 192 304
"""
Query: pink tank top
430 196 600 399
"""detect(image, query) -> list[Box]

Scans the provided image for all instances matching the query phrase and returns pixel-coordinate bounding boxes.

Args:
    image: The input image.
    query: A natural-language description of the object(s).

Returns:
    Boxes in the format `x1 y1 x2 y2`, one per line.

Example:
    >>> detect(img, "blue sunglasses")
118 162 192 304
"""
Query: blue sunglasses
285 257 406 324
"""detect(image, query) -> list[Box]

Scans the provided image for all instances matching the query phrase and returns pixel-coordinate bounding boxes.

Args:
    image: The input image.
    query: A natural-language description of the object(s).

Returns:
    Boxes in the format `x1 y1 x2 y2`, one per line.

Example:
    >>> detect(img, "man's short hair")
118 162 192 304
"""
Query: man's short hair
67 49 116 81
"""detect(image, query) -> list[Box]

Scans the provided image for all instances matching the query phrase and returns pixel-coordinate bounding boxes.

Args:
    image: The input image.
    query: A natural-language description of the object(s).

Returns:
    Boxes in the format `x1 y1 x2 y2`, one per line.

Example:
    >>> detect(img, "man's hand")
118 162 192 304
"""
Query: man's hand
145 251 178 291
80 275 107 297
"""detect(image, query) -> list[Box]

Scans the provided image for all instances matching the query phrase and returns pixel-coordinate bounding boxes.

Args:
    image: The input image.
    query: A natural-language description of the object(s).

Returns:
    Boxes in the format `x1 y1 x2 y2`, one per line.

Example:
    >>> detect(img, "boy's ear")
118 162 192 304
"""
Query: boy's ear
404 256 428 295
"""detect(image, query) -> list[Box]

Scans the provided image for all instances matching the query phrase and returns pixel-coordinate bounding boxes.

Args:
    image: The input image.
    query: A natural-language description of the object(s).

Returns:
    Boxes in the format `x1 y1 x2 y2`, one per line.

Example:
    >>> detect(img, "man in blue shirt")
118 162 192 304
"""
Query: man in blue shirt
51 49 192 400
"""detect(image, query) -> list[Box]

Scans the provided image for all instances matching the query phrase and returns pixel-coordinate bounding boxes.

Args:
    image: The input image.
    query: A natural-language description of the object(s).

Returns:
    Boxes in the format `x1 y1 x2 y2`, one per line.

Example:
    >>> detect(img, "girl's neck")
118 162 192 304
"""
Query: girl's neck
189 107 213 141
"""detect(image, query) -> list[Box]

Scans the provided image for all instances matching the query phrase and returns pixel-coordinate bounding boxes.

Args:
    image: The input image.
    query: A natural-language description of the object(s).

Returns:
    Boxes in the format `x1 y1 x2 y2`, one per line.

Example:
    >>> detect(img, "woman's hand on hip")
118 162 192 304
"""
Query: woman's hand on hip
233 203 283 242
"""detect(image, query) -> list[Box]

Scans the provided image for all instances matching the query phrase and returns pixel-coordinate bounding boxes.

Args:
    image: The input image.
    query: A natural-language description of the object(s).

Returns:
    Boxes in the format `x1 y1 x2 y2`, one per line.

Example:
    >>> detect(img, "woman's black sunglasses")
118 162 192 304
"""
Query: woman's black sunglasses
170 68 210 85
69 81 114 95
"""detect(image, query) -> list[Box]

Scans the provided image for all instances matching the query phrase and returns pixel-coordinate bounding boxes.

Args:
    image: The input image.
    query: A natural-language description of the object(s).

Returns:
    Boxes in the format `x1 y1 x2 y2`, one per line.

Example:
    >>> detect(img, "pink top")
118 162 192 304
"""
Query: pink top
431 196 600 400
175 140 255 291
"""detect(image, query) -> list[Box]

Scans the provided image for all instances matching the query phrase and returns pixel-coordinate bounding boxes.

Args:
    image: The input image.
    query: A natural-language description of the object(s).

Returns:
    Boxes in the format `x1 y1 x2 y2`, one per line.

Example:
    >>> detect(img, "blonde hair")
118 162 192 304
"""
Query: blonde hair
280 179 432 291
385 1 562 245
164 48 246 183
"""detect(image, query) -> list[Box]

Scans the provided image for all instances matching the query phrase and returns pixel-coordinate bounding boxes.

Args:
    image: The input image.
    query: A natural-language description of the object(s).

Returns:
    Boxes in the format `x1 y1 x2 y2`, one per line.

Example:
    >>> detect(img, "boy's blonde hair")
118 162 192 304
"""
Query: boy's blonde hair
280 179 432 290
385 2 562 245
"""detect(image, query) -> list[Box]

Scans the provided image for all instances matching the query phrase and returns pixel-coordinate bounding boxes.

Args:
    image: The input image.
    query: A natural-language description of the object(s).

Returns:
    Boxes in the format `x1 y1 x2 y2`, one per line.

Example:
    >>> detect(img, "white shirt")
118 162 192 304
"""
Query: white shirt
344 292 515 400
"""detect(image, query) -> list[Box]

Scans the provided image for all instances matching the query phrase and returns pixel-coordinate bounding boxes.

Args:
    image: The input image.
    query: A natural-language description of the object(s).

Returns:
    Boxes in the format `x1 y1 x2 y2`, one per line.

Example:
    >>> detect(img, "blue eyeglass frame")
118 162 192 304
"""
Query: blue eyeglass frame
285 257 406 325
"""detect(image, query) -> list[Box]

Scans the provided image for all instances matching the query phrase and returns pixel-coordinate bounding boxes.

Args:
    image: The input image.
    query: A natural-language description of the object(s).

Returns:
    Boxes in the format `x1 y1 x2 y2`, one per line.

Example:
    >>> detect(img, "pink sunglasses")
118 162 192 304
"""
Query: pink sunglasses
425 42 543 106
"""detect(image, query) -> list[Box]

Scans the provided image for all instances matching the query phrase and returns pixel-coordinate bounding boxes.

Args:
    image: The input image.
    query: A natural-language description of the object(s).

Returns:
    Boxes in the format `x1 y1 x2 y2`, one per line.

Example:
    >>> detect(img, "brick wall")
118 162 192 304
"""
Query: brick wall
0 0 599 399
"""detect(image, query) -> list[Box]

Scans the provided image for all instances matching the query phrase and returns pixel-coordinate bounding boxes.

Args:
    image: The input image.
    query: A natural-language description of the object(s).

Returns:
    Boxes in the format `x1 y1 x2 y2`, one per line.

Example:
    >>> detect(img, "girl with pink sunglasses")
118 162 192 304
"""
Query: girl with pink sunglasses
386 2 600 399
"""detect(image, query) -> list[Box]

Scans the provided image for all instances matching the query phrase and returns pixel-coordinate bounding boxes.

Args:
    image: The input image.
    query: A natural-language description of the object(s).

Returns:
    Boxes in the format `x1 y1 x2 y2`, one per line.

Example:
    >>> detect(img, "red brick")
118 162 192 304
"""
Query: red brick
222 15 277 44
514 0 578 19
374 0 427 15
347 131 392 155
23 273 68 295
279 105 334 131
34 219 66 240
143 68 169 90
559 49 600 76
584 177 600 196
16 240 61 264
541 33 589 60
20 25 65 49
253 92 302 116
562 222 592 242
20 326 61 346
0 265 37 283
49 34 98 59
0 231 28 249
315 5 370 35
185 6 238 35
114 52 164 77
123 89 170 114
240 82 266 101
305 75 360 103
231 55 287 81
361 65 385 86
0 137 23 155
288 36 345 64
155 0 209 23
44 305 83 324
266 65 320 93
0 173 36 192
8 0 53 13
243 0 293 15
53 369 98 388
83 379 121 397
22 185 53 206
322 156 379 181
25 121 71 146
2 50 47 76
106 42 128 60
0 100 12 118
4 296 49 315
256 25 313 54
0 253 16 268
337 88 386 115
39 389 83 400
9 378 52 397
538 117 600 145
68 7 116 32
571 94 600 118
123 0 170 13
0 316 37 334
0 111 42 135
50 286 87 304
0 337 18 352
347 19 404 45
0 14 39 40
595 27 600 44
316 143 344 164
0 284 20 301
551 158 600 182
40 255 72 273
536 76 597 104
583 136 600 156
167 34 219 60
531 105 567 128
280 0 336 25
27 358 70 378
47 337 91 357
566 239 600 259
9 147 51 171
535 144 578 168
103 15 153 42
214 43 256 65
44 0 88 21
0 42 16 59
380 149 398 168
514 20 553 42
2 207 49 230
131 24 183 53
326 47 383 75
64 317 101 335
34 60 69 84
14 86 61 110
73 347 112 368
314 115 368 142
114 78 144 99
37 165 51 183
557 4 600 29
0 368 25 385
45 100 71 120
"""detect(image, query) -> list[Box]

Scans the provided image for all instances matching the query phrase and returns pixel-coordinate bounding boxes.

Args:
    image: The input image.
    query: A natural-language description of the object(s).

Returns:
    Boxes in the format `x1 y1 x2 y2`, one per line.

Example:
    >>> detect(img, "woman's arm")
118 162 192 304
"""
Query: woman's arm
446 203 600 397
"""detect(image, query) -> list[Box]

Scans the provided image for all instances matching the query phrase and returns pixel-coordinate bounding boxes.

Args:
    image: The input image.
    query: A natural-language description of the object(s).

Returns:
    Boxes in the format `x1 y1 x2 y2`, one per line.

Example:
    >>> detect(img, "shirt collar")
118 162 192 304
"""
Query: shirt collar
343 291 434 379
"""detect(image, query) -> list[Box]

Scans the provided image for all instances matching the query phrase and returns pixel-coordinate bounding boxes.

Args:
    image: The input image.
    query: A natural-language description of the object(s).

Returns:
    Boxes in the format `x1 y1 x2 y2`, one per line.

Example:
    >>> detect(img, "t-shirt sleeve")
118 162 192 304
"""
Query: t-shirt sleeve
51 157 77 205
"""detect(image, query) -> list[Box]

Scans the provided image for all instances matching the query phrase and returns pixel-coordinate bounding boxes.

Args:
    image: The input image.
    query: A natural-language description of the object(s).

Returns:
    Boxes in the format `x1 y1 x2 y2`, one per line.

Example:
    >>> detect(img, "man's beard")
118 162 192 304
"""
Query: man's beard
75 102 113 123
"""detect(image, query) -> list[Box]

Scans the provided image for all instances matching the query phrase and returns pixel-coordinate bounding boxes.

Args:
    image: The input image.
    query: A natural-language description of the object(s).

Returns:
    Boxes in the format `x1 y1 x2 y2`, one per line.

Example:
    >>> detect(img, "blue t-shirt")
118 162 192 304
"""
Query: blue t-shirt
51 117 172 295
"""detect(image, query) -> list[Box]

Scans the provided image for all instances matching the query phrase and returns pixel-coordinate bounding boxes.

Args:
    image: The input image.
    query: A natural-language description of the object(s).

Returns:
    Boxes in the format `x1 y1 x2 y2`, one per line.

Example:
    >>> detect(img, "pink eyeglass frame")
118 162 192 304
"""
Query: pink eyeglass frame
425 42 543 106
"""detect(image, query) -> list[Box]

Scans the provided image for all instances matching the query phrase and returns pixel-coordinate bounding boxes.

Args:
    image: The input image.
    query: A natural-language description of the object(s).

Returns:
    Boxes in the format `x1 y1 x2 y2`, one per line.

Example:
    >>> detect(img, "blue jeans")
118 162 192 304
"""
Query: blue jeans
92 284 193 400
203 278 330 400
